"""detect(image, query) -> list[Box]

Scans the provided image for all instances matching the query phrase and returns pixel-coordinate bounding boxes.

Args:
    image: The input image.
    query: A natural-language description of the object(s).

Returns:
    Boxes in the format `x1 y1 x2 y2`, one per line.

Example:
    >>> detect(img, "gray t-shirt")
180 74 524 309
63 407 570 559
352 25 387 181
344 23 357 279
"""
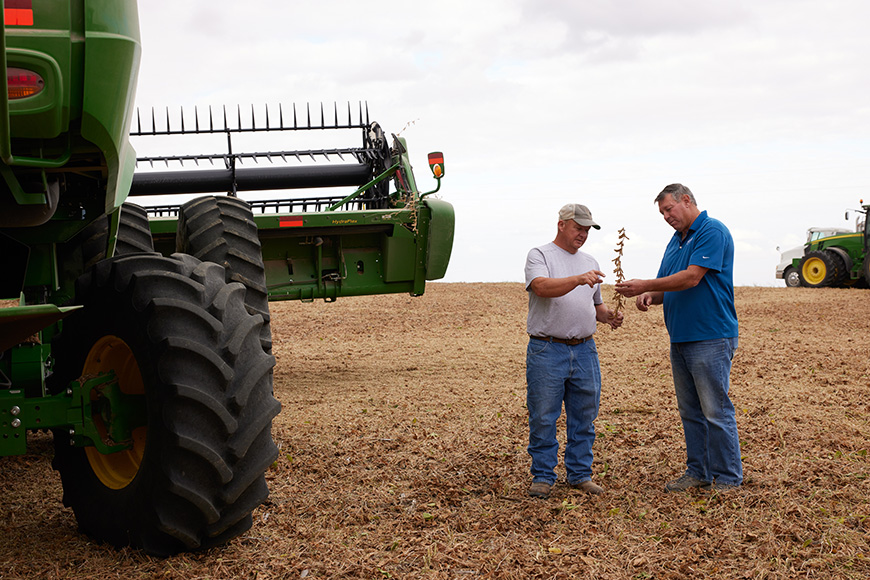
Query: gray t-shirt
524 242 603 339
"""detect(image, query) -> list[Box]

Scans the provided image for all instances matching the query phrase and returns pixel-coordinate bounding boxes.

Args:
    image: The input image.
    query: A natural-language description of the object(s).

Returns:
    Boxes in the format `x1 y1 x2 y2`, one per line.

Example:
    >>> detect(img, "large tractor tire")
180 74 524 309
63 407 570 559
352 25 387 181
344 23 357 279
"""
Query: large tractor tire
864 254 870 287
176 195 271 352
798 251 839 288
783 266 802 288
825 250 849 287
51 253 280 556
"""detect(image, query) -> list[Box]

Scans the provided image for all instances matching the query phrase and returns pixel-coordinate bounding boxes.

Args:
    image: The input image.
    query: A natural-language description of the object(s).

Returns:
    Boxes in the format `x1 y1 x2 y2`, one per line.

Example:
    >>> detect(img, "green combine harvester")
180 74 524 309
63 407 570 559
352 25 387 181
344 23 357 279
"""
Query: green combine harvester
0 0 454 556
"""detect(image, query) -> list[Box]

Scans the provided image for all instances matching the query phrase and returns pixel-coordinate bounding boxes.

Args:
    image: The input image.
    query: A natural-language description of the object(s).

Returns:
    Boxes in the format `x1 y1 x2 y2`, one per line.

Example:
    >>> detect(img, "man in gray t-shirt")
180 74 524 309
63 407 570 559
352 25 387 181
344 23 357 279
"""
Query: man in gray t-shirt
524 204 623 499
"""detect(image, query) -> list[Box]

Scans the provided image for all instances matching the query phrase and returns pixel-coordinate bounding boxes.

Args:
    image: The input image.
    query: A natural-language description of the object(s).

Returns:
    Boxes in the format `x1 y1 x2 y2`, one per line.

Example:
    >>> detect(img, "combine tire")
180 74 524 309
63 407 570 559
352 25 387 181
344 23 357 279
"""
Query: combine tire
783 266 802 288
798 251 839 288
115 202 155 254
78 203 155 270
77 213 111 271
177 196 271 352
51 253 280 556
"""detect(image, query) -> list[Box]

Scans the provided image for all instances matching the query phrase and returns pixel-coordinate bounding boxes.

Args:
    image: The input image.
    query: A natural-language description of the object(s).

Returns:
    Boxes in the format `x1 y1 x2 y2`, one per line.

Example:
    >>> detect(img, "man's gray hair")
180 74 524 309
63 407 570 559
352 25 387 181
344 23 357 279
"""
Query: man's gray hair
654 183 696 206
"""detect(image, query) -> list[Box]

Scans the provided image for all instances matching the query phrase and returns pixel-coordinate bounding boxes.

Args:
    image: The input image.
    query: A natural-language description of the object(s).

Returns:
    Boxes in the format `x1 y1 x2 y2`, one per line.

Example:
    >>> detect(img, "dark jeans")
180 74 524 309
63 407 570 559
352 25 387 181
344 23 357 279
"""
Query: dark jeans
526 339 601 485
670 337 743 485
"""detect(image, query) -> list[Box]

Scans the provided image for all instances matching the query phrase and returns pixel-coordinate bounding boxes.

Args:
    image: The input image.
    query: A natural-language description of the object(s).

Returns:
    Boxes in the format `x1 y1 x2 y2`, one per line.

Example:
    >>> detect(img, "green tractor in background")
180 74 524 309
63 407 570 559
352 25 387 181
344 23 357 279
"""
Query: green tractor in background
794 201 869 288
1 0 453 556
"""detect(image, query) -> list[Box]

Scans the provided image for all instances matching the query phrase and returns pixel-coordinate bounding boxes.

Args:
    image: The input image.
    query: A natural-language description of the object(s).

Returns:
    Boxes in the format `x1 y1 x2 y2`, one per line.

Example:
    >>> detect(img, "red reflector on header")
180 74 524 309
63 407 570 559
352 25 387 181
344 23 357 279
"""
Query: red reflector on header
280 217 303 228
4 8 34 25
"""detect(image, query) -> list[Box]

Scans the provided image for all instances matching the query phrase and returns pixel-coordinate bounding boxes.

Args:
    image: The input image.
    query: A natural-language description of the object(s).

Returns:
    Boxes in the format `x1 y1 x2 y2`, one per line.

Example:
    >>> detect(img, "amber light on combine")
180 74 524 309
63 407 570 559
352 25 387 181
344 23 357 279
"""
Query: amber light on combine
7 67 45 99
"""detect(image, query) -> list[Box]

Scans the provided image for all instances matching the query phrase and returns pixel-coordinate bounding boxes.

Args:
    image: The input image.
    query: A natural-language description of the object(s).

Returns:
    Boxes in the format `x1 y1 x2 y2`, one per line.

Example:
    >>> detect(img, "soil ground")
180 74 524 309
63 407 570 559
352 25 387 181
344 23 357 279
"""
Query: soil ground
1 283 868 579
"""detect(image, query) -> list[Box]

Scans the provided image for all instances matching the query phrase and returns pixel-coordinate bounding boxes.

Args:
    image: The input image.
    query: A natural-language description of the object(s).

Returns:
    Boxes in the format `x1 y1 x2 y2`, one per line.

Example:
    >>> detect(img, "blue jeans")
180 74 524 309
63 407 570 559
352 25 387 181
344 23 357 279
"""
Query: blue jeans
670 337 742 486
526 339 601 485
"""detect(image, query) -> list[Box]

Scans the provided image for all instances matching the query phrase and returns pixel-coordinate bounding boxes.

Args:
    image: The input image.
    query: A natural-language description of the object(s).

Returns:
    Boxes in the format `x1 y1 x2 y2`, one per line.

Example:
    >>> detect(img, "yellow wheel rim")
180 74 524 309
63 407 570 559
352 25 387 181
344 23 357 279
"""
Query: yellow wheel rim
802 257 826 286
82 336 147 490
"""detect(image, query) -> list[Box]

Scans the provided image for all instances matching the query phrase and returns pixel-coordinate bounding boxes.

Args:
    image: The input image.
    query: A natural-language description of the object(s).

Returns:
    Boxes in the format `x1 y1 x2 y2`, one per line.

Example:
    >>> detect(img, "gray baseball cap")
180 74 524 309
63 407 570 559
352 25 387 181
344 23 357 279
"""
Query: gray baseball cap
558 204 600 229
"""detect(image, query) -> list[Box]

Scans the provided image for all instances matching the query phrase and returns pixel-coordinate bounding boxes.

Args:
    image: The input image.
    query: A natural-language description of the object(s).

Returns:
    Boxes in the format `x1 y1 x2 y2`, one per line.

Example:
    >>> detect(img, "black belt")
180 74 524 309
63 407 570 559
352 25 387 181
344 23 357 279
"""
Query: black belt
530 335 593 346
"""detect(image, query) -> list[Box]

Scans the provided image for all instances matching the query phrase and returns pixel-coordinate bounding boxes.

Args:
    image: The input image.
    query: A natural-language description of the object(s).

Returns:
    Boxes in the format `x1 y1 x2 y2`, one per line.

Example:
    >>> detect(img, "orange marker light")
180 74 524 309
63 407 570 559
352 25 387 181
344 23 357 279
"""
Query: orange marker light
7 68 44 99
428 151 445 179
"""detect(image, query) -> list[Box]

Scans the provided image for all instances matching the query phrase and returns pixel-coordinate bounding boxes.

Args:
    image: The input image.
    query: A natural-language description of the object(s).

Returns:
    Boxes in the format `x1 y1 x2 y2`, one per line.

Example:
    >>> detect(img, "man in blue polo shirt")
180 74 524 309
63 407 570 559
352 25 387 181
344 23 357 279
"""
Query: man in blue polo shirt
616 184 742 492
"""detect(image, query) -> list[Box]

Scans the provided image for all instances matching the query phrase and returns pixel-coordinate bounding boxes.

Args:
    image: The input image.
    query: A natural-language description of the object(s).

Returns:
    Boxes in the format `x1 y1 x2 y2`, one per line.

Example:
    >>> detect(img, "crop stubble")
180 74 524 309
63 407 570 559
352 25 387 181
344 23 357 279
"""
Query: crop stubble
0 284 868 579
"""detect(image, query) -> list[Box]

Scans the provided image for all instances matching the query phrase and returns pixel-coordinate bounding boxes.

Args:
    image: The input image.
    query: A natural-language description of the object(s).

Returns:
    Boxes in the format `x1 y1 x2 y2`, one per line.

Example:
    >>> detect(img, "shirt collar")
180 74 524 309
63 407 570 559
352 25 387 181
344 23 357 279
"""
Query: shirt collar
672 210 708 243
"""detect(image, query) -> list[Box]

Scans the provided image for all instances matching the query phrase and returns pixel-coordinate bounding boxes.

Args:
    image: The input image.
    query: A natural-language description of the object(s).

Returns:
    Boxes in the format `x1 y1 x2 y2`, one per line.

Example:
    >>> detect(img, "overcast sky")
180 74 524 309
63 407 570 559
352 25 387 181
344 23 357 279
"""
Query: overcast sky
134 0 870 287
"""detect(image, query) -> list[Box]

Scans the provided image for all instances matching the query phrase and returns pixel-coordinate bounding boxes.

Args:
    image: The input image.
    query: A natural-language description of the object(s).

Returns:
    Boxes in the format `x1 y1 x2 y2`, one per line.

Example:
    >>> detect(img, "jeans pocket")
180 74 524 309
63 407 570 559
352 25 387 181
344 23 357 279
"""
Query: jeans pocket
724 337 738 360
527 339 550 356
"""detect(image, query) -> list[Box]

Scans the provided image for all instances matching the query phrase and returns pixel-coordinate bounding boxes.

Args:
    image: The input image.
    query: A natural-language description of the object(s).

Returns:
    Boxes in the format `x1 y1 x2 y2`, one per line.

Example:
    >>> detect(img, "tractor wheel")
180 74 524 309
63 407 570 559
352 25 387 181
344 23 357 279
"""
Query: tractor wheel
51 253 280 556
864 254 870 287
826 251 848 287
798 251 838 288
176 196 271 352
783 267 802 288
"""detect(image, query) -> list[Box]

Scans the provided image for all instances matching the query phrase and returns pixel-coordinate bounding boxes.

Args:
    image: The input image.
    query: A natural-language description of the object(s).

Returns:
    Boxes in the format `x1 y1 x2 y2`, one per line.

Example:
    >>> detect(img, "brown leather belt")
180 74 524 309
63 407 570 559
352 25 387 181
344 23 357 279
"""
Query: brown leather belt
530 335 593 346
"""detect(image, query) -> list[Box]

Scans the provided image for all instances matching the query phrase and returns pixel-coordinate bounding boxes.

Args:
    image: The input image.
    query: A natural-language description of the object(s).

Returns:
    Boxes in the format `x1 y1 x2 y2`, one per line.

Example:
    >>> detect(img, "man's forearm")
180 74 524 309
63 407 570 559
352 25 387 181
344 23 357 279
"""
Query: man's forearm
645 268 704 292
618 265 708 297
529 276 582 298
530 270 604 298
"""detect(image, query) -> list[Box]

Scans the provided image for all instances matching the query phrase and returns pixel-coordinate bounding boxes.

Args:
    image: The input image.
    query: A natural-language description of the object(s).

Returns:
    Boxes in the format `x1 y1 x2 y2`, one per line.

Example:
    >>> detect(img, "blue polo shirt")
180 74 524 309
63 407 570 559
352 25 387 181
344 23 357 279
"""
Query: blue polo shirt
657 211 739 343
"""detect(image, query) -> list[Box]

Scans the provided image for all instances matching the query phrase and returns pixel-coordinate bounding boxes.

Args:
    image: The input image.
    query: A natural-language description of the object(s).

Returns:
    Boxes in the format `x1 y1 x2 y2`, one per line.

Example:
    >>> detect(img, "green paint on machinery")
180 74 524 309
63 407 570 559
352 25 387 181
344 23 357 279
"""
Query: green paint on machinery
789 202 869 288
0 0 454 557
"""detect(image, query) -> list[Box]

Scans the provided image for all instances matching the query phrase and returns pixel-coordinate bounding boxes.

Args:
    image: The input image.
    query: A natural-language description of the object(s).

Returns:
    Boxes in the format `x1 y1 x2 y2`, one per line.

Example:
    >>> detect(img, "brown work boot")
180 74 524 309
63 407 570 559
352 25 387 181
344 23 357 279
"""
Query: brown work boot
569 480 604 495
664 473 710 492
528 481 552 498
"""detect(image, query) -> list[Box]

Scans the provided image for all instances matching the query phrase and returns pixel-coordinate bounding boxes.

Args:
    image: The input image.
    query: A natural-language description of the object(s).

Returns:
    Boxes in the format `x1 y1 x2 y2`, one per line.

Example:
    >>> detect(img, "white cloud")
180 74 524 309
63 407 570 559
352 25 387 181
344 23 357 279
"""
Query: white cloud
134 0 870 286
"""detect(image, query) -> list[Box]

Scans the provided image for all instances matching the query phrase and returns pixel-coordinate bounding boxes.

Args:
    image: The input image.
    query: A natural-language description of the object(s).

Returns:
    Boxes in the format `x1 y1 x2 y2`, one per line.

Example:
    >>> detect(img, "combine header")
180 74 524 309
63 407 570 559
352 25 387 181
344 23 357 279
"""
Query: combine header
0 0 453 557
127 102 453 302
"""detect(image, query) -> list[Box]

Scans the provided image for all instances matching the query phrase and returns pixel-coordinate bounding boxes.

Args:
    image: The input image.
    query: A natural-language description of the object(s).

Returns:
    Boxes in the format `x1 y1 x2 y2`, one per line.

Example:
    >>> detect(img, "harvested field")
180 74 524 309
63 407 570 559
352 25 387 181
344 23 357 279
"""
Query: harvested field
1 283 869 579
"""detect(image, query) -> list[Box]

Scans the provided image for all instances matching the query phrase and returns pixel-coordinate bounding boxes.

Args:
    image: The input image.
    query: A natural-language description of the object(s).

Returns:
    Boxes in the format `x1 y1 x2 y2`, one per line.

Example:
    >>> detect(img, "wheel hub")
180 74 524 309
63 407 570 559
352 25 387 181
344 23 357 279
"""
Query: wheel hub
82 335 147 489
802 257 826 285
